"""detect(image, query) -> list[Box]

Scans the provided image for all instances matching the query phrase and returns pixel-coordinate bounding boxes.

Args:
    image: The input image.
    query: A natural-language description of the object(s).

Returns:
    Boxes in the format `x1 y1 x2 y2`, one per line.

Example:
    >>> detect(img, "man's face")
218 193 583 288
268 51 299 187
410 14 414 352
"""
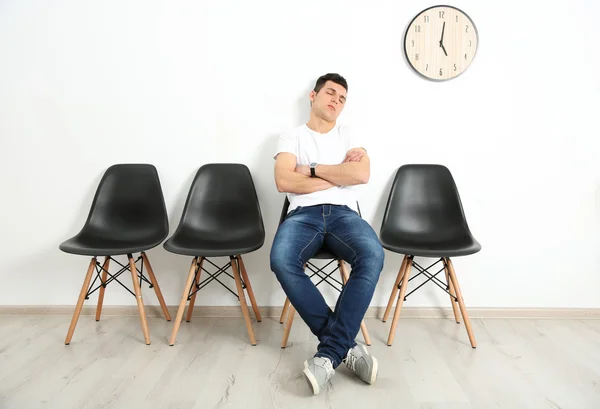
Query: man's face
310 81 347 122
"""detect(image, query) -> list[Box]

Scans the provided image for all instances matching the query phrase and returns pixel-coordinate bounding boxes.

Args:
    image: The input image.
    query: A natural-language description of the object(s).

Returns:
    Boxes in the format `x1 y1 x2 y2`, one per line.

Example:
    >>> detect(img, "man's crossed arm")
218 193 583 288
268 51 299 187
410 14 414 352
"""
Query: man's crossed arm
274 148 370 194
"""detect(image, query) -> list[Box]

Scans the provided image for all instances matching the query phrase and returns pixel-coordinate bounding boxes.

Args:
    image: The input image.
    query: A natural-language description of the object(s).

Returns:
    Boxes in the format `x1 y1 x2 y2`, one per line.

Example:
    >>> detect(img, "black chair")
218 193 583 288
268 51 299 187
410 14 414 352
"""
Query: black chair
165 164 265 346
380 164 481 347
278 198 371 348
60 164 171 345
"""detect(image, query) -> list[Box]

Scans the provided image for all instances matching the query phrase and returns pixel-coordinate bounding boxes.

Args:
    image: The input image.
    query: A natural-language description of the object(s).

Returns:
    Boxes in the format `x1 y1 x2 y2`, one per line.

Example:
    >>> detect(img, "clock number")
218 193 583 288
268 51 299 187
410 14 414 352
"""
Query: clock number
415 25 421 33
454 64 457 71
456 15 458 22
424 15 429 23
439 11 445 19
415 53 419 61
439 68 443 76
411 40 414 47
469 40 472 47
426 64 428 71
466 25 469 33
465 53 468 60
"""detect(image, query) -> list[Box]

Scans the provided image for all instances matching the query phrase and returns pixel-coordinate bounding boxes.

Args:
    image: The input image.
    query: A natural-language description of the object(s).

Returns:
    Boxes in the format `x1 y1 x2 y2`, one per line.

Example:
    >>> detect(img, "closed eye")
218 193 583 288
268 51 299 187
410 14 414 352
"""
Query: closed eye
325 88 347 104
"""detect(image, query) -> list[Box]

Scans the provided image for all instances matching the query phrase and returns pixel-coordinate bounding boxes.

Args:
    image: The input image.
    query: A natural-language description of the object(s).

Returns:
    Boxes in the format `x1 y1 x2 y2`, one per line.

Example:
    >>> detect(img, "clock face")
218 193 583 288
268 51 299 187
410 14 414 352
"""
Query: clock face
404 5 478 81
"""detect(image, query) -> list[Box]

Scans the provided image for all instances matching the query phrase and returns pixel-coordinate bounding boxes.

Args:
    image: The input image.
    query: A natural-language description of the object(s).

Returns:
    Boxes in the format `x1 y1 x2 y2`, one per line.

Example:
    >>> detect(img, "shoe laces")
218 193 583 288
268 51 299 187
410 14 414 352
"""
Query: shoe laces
323 357 334 373
345 351 358 372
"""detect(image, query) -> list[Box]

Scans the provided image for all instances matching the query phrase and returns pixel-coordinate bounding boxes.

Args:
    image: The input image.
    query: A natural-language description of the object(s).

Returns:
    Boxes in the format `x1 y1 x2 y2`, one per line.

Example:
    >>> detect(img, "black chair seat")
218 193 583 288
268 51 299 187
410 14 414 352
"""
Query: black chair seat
60 231 166 256
311 247 338 260
380 231 481 258
380 164 481 258
163 164 265 257
163 227 264 257
59 164 169 257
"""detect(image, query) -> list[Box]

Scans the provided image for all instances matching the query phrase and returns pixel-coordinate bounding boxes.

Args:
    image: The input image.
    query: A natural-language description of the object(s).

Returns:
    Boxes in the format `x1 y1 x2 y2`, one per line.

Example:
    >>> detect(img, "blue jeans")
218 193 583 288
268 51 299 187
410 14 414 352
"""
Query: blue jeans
270 204 385 368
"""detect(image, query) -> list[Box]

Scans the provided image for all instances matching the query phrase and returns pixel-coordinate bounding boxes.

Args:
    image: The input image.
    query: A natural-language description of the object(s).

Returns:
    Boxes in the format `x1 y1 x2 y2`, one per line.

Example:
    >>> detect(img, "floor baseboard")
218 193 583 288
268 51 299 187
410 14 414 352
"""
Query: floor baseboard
0 305 598 319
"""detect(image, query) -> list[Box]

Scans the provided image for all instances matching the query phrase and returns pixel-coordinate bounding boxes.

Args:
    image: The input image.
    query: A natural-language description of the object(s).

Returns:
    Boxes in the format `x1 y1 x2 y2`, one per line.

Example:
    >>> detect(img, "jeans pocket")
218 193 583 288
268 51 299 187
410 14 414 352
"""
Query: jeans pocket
342 205 359 216
285 206 302 219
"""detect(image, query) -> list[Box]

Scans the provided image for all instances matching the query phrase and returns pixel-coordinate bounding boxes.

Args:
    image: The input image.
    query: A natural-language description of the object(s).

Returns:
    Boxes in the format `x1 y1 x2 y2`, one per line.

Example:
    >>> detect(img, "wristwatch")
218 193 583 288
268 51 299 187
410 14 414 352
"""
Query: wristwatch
309 162 318 178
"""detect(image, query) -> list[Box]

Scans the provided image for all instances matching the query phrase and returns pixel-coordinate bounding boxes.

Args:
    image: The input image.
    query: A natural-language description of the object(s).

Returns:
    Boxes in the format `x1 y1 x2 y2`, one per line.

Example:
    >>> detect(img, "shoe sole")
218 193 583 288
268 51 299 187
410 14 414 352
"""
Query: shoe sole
368 355 378 385
302 361 320 395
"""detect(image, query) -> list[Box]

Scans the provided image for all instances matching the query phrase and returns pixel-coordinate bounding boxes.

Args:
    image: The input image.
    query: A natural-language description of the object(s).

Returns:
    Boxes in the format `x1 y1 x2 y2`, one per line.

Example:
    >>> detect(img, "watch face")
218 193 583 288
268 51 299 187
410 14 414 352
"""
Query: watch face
404 5 478 81
310 163 317 167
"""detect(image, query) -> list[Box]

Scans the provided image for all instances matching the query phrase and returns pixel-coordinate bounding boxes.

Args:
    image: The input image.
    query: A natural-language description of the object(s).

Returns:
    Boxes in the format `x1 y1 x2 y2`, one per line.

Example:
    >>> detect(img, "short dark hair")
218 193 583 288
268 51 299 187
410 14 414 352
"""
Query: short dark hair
314 73 348 93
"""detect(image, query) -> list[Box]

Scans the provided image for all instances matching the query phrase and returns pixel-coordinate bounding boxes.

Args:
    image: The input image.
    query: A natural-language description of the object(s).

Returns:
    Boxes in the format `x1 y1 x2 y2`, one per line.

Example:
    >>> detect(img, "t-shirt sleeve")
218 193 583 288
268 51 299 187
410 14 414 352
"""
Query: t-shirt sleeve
273 131 297 160
343 126 366 153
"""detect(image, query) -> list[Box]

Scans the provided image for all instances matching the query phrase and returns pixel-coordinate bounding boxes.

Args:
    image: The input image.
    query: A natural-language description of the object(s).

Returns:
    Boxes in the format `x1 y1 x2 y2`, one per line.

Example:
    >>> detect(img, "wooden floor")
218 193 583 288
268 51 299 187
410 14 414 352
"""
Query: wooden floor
0 316 599 409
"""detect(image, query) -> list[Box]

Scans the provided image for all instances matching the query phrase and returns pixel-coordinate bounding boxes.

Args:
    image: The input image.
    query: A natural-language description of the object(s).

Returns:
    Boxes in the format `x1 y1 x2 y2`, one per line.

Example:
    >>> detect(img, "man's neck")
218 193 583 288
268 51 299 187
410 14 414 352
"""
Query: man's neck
306 114 336 134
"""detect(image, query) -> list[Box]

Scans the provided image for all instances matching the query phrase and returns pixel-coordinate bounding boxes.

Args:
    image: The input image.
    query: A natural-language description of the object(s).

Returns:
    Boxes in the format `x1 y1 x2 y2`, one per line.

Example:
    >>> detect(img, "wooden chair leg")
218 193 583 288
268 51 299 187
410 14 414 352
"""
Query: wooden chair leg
130 255 150 345
387 256 413 346
141 252 171 321
280 298 291 324
237 255 262 322
169 257 198 346
383 256 408 322
359 320 371 346
281 303 296 348
95 256 110 321
444 257 461 323
231 256 257 346
65 257 97 345
338 260 372 345
446 258 477 348
186 257 204 322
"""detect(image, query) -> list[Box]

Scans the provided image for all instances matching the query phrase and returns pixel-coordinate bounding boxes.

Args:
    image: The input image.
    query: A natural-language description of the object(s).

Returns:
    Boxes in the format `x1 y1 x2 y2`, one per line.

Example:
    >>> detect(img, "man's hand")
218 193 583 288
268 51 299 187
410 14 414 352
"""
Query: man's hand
295 164 311 176
315 147 370 186
343 148 365 163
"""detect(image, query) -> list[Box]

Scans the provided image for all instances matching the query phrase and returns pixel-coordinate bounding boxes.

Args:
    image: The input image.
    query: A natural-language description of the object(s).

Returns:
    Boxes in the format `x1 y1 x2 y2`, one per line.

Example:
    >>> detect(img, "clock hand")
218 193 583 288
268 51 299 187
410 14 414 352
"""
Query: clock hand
439 21 446 47
441 44 448 56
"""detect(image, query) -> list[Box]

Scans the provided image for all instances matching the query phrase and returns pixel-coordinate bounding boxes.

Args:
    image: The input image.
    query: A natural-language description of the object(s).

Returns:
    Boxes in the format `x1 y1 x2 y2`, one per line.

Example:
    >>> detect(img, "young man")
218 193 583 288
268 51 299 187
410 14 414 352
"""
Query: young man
270 73 385 395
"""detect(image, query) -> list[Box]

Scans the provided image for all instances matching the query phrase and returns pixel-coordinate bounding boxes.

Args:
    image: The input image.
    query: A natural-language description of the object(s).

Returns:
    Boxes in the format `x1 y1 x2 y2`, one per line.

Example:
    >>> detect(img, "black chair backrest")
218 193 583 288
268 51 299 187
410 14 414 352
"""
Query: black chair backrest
380 164 470 239
177 163 265 236
278 197 292 226
85 164 168 239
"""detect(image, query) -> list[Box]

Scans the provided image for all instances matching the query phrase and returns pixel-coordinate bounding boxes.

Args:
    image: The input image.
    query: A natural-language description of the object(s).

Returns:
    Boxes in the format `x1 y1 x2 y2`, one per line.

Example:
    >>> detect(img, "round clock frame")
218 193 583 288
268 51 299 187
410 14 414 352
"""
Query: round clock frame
404 5 479 81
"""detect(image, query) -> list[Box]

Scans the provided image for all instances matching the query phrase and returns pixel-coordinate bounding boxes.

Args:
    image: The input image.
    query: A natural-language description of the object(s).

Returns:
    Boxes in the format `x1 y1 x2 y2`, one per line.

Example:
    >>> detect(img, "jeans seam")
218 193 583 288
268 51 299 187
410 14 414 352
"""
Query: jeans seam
297 232 323 264
329 232 357 262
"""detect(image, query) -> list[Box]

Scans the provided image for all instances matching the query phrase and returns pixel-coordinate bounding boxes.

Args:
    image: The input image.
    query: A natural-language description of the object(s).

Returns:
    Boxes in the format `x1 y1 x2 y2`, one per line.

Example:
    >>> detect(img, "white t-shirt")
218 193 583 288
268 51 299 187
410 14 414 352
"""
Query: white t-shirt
274 123 364 213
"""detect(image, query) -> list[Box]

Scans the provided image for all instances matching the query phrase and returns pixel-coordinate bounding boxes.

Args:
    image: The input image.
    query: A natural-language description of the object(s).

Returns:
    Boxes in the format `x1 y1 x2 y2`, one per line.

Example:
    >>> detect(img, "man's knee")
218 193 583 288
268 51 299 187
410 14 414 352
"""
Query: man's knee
373 242 385 269
269 243 286 277
270 239 297 281
356 238 385 273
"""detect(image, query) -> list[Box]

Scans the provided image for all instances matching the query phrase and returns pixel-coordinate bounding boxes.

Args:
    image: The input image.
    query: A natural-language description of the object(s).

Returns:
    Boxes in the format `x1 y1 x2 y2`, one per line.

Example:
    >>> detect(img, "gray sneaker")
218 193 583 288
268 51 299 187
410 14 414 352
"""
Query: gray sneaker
344 344 378 384
302 357 335 395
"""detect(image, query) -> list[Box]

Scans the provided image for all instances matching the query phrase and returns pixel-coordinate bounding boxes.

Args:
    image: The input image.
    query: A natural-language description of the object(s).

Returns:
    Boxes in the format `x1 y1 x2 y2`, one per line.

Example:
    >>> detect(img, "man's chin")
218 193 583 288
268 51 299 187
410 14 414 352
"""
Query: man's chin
320 112 338 122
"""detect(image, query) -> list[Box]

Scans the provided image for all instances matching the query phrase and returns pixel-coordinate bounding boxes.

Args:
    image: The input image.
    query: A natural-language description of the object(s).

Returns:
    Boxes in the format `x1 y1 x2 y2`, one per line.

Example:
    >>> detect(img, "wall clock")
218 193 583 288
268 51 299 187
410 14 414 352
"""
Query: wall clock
404 5 478 81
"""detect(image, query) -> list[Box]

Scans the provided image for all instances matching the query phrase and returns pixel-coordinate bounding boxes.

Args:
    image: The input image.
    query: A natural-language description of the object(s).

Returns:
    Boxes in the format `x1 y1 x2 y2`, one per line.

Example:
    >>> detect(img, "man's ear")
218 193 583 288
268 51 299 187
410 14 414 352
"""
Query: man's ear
309 90 316 104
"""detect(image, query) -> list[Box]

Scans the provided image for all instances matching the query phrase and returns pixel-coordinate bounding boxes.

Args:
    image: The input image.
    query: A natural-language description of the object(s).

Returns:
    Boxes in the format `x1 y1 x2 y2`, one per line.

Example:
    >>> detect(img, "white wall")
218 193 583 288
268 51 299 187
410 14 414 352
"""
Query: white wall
1 0 599 308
